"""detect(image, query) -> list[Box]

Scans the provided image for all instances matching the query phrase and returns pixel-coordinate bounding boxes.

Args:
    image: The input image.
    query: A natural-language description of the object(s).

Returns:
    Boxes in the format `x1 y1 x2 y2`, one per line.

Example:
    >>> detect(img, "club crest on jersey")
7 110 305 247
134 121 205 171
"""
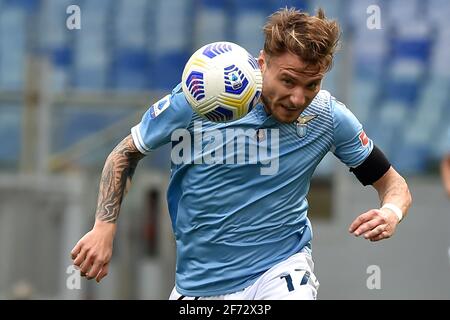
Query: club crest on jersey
149 94 171 119
296 114 318 138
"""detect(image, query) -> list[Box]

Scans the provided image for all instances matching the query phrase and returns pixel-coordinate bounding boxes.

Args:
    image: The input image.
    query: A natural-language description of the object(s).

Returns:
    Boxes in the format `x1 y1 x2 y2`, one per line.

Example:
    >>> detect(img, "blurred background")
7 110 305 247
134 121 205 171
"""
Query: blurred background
0 0 449 299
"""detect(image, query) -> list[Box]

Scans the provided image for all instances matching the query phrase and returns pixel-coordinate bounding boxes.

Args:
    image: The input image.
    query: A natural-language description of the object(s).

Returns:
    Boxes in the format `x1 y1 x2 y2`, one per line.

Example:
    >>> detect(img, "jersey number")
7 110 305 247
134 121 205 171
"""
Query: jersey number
280 270 310 292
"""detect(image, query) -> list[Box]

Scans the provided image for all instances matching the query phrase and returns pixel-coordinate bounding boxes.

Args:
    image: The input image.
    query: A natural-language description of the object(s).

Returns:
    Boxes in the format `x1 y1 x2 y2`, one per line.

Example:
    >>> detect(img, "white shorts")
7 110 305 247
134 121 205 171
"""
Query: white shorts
169 247 319 300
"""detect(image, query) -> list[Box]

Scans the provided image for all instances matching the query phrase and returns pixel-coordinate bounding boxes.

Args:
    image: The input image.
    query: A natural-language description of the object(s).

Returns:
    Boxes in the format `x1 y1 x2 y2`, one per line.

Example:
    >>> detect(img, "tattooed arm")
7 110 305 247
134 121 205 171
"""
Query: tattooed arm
96 134 145 223
71 135 145 282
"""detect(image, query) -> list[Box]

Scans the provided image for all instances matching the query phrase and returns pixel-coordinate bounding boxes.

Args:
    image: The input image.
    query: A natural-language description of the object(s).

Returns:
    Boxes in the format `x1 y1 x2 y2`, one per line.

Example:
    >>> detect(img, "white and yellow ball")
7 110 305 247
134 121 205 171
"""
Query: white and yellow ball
182 41 263 122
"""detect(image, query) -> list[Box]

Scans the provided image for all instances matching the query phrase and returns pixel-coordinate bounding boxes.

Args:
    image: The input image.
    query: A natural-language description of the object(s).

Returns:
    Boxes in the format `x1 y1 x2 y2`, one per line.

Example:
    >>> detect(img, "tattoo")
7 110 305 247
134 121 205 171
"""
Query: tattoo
95 134 145 223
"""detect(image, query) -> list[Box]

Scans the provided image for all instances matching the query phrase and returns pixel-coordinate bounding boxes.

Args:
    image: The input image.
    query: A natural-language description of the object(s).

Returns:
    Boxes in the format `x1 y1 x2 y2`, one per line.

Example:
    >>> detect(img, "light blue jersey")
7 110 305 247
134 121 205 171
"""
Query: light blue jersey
131 84 373 296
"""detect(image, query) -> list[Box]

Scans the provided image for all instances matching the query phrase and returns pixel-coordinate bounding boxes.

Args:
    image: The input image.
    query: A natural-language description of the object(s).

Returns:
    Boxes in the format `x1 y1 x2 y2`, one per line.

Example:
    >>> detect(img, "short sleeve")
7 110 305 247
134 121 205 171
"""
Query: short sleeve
331 97 373 168
131 84 194 154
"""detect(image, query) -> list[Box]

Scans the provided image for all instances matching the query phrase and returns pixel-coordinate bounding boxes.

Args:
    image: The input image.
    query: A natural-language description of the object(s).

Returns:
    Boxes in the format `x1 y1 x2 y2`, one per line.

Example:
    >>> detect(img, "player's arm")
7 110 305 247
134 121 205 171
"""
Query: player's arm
441 154 450 197
330 96 412 242
71 134 145 282
348 149 412 241
70 84 192 282
95 134 145 223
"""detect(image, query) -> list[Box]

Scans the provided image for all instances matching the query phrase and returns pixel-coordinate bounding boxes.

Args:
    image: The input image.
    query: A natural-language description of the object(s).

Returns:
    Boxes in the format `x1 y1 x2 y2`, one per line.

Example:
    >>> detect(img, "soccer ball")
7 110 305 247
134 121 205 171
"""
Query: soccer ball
182 41 263 122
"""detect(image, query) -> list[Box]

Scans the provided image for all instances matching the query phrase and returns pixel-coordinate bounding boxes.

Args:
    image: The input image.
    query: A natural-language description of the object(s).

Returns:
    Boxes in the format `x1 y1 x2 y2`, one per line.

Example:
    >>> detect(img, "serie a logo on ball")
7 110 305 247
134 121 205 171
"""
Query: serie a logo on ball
182 41 263 122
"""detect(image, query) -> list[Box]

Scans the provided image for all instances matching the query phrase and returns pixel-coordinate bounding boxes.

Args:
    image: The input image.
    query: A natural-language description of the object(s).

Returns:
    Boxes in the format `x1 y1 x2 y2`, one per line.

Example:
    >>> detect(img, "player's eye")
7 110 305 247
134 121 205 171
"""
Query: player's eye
282 78 294 86
306 82 318 90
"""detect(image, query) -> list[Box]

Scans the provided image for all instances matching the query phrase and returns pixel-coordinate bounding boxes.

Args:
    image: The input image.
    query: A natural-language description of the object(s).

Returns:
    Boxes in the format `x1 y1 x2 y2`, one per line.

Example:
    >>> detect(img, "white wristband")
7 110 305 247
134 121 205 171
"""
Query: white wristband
381 203 403 222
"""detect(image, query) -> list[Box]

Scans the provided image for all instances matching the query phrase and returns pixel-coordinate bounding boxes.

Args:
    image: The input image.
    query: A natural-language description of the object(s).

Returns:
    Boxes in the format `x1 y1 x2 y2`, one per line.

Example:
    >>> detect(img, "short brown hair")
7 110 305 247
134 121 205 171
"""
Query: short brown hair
263 7 340 74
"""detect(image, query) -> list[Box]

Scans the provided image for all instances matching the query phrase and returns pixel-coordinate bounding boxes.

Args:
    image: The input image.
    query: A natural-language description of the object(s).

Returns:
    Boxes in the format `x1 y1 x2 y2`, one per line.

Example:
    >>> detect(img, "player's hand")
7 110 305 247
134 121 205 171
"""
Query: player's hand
348 208 400 242
71 220 116 282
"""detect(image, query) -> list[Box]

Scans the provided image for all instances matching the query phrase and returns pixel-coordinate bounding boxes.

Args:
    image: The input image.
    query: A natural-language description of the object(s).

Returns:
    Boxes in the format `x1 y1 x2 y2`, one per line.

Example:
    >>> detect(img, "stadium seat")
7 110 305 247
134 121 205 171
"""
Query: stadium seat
2 0 38 13
426 0 450 27
151 0 193 89
151 52 190 90
382 80 420 106
349 79 379 126
391 142 430 174
386 0 420 24
0 7 26 90
113 49 150 90
72 6 111 90
114 0 148 49
229 0 266 57
52 107 128 152
0 105 21 163
194 0 228 49
269 0 309 12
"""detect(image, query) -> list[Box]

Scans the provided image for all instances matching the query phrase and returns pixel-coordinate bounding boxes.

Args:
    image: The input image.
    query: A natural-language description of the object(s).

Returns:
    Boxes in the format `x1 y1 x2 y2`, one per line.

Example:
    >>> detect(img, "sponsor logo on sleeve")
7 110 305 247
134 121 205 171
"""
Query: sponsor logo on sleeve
359 130 369 147
149 94 171 119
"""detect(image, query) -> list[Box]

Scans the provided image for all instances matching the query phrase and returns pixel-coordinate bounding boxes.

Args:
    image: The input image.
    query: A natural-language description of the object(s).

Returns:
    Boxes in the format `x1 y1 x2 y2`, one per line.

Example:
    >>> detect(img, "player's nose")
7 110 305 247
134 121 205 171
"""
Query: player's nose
290 87 306 107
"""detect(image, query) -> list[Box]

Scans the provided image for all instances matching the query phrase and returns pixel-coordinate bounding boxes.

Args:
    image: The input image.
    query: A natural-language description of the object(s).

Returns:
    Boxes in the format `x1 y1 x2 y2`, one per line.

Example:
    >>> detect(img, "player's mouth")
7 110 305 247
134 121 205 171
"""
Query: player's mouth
281 104 301 112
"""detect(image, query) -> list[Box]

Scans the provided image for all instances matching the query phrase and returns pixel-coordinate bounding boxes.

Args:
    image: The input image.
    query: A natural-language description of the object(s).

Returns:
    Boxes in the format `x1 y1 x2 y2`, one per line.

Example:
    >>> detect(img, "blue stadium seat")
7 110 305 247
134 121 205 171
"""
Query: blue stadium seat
2 0 38 13
72 4 111 90
151 52 189 89
349 79 379 125
73 35 109 90
429 30 450 78
368 101 410 155
151 0 194 89
430 119 450 160
49 46 73 91
354 55 386 80
386 0 420 24
270 0 308 11
113 49 150 90
114 0 148 49
194 0 229 48
0 105 21 163
199 0 226 9
391 142 430 174
235 0 266 10
73 69 108 90
390 38 432 62
382 80 420 105
51 47 72 67
352 28 390 80
229 0 266 57
0 7 26 90
389 21 432 68
52 107 129 152
410 80 447 151
81 0 109 11
426 0 450 26
368 126 396 157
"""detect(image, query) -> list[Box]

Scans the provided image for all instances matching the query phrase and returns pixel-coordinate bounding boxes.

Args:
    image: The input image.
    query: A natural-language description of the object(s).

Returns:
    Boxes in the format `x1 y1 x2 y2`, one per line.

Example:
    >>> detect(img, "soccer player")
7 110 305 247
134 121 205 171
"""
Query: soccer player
441 128 450 198
71 8 412 299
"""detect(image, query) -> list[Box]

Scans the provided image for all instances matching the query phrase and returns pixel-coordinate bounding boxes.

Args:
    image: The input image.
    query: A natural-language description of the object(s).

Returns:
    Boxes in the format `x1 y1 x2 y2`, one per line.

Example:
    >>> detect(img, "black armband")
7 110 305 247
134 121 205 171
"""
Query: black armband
350 145 391 186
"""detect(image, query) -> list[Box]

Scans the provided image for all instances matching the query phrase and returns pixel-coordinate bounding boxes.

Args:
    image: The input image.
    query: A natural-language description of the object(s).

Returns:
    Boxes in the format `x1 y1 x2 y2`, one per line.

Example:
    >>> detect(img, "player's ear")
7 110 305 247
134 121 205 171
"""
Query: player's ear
258 50 266 72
